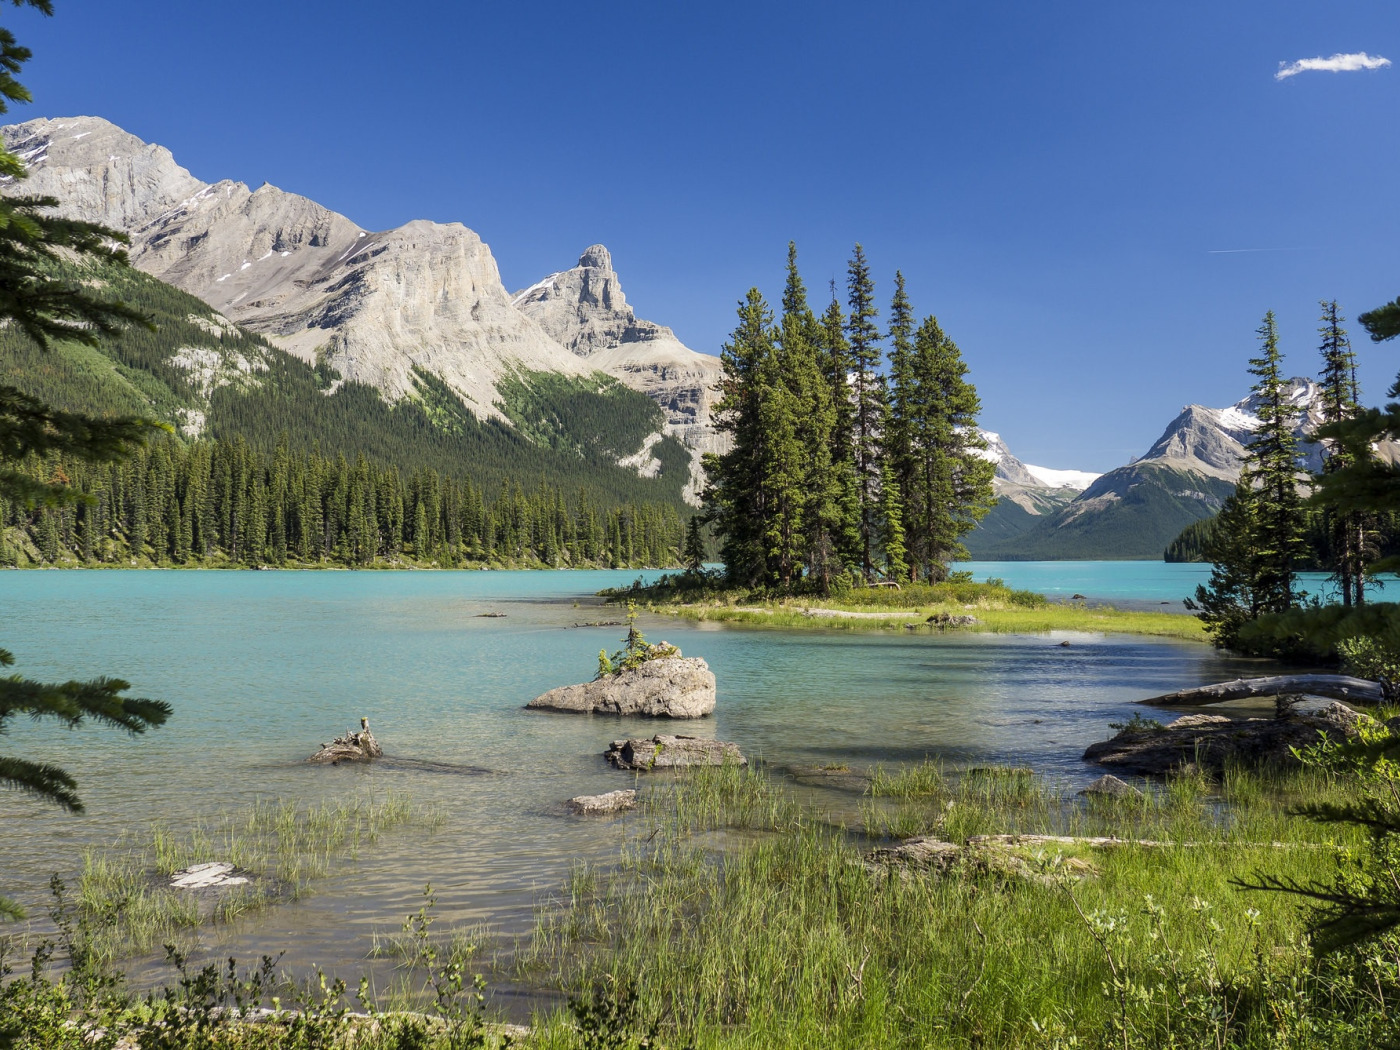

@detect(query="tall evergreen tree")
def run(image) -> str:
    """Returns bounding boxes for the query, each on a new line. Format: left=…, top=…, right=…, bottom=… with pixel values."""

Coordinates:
left=884, top=272, right=916, bottom=580
left=845, top=245, right=884, bottom=580
left=703, top=289, right=775, bottom=588
left=1190, top=312, right=1307, bottom=645
left=1313, top=300, right=1372, bottom=606
left=816, top=283, right=861, bottom=575
left=905, top=316, right=996, bottom=577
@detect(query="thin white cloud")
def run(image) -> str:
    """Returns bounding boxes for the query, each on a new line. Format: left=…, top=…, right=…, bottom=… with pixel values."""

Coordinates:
left=1275, top=51, right=1391, bottom=80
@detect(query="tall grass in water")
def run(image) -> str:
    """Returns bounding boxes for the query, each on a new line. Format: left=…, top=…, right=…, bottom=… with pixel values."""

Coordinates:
left=525, top=761, right=1395, bottom=1049
left=78, top=791, right=440, bottom=963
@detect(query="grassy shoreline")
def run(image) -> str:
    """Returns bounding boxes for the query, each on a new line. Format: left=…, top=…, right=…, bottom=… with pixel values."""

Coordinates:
left=613, top=575, right=1209, bottom=642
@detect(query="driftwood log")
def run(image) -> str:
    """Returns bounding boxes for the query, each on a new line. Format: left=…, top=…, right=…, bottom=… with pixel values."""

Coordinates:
left=308, top=718, right=383, bottom=764
left=1137, top=674, right=1384, bottom=708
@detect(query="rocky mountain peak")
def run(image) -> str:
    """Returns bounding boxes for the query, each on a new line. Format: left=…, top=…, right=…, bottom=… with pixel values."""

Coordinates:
left=579, top=244, right=613, bottom=270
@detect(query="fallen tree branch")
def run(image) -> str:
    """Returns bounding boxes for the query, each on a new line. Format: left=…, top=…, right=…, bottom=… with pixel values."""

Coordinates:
left=966, top=833, right=1339, bottom=850
left=1136, top=674, right=1383, bottom=708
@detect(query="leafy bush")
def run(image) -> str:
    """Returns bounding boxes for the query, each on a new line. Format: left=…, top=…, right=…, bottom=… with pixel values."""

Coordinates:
left=594, top=602, right=679, bottom=679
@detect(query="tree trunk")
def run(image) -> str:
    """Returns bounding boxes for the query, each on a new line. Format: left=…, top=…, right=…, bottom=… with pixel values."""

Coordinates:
left=1137, top=674, right=1383, bottom=708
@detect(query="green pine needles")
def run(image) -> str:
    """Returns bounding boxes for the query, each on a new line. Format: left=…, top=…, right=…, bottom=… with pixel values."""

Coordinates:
left=702, top=243, right=994, bottom=595
left=595, top=602, right=678, bottom=678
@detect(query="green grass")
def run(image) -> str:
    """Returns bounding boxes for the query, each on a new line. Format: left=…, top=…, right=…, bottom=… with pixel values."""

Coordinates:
left=75, top=792, right=442, bottom=963
left=650, top=598, right=1208, bottom=641
left=518, top=760, right=1394, bottom=1049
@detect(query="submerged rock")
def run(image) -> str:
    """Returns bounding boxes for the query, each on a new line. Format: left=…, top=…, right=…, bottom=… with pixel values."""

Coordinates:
left=1083, top=703, right=1376, bottom=776
left=170, top=862, right=248, bottom=889
left=605, top=734, right=747, bottom=771
left=566, top=789, right=638, bottom=815
left=527, top=656, right=716, bottom=718
left=1079, top=774, right=1144, bottom=800
left=308, top=718, right=384, bottom=764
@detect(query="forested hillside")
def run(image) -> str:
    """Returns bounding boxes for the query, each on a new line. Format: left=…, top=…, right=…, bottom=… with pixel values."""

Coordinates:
left=1, top=259, right=694, bottom=567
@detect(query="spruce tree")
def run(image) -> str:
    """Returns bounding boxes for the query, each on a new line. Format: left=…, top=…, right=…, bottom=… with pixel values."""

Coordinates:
left=816, top=284, right=861, bottom=576
left=1244, top=311, right=1308, bottom=612
left=703, top=289, right=775, bottom=588
left=846, top=245, right=885, bottom=580
left=1190, top=312, right=1307, bottom=645
left=1313, top=301, right=1372, bottom=606
left=777, top=244, right=843, bottom=593
left=884, top=272, right=916, bottom=581
left=905, top=316, right=996, bottom=578
left=878, top=459, right=908, bottom=580
left=682, top=516, right=706, bottom=574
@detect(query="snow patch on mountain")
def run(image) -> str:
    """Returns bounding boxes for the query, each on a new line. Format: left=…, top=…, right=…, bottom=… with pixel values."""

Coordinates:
left=1024, top=465, right=1102, bottom=490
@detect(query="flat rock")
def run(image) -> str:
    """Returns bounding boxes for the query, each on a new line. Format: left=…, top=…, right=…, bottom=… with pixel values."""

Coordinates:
left=1079, top=774, right=1143, bottom=800
left=527, top=656, right=715, bottom=718
left=605, top=734, right=747, bottom=771
left=1083, top=702, right=1376, bottom=776
left=565, top=789, right=638, bottom=815
left=863, top=837, right=1094, bottom=885
left=170, top=862, right=249, bottom=889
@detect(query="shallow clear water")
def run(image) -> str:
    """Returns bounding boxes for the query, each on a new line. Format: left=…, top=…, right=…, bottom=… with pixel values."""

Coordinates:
left=0, top=565, right=1280, bottom=990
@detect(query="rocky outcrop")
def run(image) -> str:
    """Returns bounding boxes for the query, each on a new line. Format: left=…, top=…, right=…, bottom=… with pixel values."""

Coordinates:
left=527, top=656, right=716, bottom=718
left=1083, top=703, right=1375, bottom=776
left=0, top=118, right=613, bottom=423
left=512, top=245, right=723, bottom=498
left=1, top=119, right=722, bottom=502
left=566, top=789, right=638, bottom=815
left=604, top=734, right=747, bottom=771
left=308, top=718, right=383, bottom=764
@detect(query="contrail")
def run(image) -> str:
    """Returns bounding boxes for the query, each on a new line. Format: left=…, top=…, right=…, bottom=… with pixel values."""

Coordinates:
left=1206, top=247, right=1311, bottom=254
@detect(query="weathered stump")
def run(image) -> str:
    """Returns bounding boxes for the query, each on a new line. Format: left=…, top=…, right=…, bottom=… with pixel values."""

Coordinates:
left=308, top=717, right=383, bottom=764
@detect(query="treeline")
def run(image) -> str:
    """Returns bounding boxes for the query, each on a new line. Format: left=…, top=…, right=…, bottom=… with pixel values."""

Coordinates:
left=0, top=435, right=685, bottom=569
left=1166, top=505, right=1400, bottom=569
left=703, top=244, right=994, bottom=593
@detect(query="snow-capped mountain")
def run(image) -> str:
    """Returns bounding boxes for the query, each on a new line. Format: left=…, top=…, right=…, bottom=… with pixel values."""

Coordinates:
left=976, top=429, right=1100, bottom=492
left=967, top=378, right=1345, bottom=560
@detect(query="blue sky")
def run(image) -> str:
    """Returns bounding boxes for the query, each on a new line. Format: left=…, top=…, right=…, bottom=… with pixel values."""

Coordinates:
left=12, top=1, right=1400, bottom=471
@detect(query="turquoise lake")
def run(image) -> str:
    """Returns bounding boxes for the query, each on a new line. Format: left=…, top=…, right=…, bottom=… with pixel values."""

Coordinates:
left=0, top=563, right=1290, bottom=990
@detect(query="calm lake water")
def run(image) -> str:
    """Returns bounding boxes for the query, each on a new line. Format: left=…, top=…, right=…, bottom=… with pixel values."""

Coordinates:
left=0, top=564, right=1284, bottom=993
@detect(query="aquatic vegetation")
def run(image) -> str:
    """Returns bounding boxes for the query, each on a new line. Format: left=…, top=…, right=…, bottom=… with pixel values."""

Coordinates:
left=76, top=792, right=442, bottom=963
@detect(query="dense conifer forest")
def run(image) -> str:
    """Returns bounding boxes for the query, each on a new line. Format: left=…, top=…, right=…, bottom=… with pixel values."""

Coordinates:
left=0, top=435, right=685, bottom=568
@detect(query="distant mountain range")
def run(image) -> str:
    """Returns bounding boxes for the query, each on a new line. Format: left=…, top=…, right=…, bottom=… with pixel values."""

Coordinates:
left=967, top=379, right=1337, bottom=560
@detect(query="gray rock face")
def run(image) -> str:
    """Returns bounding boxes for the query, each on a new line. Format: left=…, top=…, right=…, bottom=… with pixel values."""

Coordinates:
left=512, top=245, right=723, bottom=498
left=1083, top=703, right=1375, bottom=776
left=526, top=656, right=716, bottom=718
left=566, top=789, right=638, bottom=815
left=1, top=118, right=727, bottom=501
left=605, top=734, right=747, bottom=771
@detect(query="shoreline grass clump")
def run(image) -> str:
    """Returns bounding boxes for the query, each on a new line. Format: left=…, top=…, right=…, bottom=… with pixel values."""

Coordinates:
left=520, top=757, right=1396, bottom=1049
left=607, top=574, right=1208, bottom=642
left=76, top=792, right=443, bottom=963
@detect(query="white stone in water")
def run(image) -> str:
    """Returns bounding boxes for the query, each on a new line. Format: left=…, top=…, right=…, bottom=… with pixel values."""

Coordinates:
left=170, top=862, right=249, bottom=889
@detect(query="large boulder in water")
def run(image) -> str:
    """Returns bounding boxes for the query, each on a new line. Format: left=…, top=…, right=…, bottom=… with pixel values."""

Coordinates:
left=527, top=656, right=715, bottom=718
left=605, top=734, right=746, bottom=771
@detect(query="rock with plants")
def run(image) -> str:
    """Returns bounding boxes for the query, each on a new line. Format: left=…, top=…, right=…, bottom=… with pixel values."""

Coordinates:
left=604, top=734, right=747, bottom=770
left=527, top=603, right=716, bottom=718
